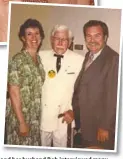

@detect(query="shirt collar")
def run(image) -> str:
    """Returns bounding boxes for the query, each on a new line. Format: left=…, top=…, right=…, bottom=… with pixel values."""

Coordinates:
left=91, top=48, right=103, bottom=61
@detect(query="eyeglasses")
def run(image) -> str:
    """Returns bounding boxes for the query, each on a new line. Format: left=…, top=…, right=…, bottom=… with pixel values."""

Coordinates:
left=53, top=36, right=69, bottom=43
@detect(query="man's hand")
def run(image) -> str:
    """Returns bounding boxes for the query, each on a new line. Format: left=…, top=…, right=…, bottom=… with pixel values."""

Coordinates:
left=97, top=128, right=109, bottom=142
left=62, top=110, right=74, bottom=124
left=19, top=122, right=29, bottom=136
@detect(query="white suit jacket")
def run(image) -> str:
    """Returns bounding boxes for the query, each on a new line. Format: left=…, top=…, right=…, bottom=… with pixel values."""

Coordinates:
left=39, top=49, right=84, bottom=132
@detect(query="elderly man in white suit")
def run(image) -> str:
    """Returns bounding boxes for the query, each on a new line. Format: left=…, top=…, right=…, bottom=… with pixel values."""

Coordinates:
left=39, top=25, right=84, bottom=147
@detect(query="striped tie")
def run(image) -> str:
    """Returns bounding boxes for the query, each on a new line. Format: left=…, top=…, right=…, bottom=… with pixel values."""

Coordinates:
left=84, top=53, right=94, bottom=71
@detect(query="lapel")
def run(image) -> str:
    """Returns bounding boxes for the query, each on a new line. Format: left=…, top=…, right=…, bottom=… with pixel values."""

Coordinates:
left=74, top=45, right=108, bottom=90
left=45, top=50, right=58, bottom=74
left=74, top=52, right=89, bottom=90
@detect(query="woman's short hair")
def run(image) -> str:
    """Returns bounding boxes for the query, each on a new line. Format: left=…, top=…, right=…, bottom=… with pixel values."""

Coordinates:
left=18, top=18, right=45, bottom=40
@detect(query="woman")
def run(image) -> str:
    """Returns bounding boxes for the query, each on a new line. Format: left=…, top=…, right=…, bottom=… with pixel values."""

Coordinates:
left=5, top=18, right=45, bottom=146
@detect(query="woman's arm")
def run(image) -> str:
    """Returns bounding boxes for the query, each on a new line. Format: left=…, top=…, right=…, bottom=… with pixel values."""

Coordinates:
left=8, top=85, right=24, bottom=124
left=8, top=84, right=29, bottom=136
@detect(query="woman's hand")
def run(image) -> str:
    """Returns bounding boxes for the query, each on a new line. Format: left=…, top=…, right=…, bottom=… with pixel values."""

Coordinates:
left=19, top=122, right=29, bottom=136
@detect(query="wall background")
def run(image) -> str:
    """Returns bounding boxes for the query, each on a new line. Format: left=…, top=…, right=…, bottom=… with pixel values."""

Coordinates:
left=0, top=0, right=123, bottom=158
left=9, top=3, right=121, bottom=58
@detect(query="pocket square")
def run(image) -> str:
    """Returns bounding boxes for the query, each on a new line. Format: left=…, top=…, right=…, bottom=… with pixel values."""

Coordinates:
left=67, top=72, right=75, bottom=74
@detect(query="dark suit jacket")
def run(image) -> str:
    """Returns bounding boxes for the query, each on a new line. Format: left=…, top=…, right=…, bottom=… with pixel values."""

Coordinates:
left=72, top=45, right=119, bottom=147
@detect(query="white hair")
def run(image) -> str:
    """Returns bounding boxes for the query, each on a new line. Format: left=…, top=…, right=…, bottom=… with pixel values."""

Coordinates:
left=50, top=24, right=73, bottom=40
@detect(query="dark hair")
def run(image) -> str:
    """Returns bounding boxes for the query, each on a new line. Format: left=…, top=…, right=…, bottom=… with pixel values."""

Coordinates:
left=18, top=18, right=45, bottom=40
left=83, top=20, right=109, bottom=38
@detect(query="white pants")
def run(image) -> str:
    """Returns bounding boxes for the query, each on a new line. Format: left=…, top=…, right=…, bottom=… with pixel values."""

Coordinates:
left=40, top=129, right=67, bottom=147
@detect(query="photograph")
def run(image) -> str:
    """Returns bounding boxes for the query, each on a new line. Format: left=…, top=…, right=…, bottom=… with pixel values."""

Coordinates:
left=0, top=0, right=95, bottom=44
left=4, top=1, right=122, bottom=153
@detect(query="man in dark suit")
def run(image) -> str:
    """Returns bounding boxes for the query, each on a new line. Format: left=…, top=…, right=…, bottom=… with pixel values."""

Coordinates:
left=72, top=20, right=119, bottom=149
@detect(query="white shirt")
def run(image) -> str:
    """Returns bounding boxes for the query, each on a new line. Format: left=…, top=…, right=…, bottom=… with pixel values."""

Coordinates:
left=92, top=49, right=103, bottom=61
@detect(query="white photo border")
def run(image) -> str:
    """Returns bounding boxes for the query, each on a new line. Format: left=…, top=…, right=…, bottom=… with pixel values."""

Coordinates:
left=3, top=1, right=123, bottom=154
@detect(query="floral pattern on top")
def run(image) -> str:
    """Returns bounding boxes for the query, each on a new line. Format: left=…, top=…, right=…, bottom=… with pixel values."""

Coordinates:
left=5, top=50, right=45, bottom=146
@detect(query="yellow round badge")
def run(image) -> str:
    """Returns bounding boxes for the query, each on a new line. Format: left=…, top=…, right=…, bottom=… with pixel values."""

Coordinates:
left=48, top=70, right=56, bottom=78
